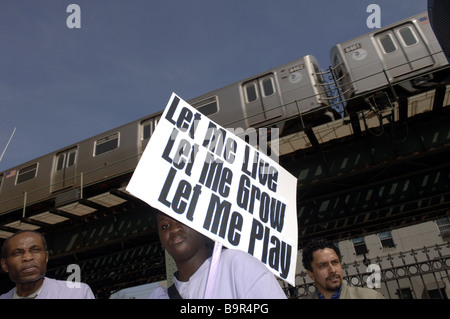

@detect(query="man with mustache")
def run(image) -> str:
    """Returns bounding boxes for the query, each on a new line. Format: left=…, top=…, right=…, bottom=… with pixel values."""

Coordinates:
left=0, top=230, right=94, bottom=299
left=149, top=212, right=287, bottom=299
left=302, top=238, right=384, bottom=299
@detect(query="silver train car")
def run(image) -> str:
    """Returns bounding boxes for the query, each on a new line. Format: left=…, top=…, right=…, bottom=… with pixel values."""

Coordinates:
left=0, top=118, right=154, bottom=216
left=331, top=12, right=448, bottom=105
left=0, top=55, right=333, bottom=217
left=189, top=55, right=335, bottom=132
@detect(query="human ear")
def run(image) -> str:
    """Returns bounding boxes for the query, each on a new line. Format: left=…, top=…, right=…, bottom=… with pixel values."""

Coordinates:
left=306, top=269, right=315, bottom=281
left=1, top=258, right=9, bottom=273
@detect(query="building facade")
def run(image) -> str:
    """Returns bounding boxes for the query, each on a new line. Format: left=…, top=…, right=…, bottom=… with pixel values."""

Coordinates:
left=289, top=217, right=450, bottom=299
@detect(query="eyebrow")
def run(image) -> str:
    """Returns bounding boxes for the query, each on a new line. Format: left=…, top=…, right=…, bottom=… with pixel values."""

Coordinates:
left=316, top=258, right=339, bottom=266
left=11, top=244, right=43, bottom=252
left=157, top=216, right=169, bottom=223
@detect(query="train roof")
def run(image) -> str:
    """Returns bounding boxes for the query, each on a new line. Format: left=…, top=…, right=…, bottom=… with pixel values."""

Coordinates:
left=189, top=55, right=319, bottom=99
left=0, top=107, right=164, bottom=174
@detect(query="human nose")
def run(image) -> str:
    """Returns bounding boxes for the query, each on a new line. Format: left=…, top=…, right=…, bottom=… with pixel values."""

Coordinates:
left=22, top=250, right=34, bottom=261
left=169, top=219, right=183, bottom=234
left=328, top=263, right=337, bottom=274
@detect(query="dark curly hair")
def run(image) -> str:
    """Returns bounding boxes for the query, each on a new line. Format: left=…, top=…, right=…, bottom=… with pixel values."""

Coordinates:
left=301, top=238, right=342, bottom=272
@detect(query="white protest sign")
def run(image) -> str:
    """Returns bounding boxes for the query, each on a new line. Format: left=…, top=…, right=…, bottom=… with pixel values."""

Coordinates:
left=126, top=93, right=298, bottom=285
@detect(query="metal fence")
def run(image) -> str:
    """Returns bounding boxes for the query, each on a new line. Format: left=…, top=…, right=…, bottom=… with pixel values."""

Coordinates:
left=284, top=242, right=450, bottom=299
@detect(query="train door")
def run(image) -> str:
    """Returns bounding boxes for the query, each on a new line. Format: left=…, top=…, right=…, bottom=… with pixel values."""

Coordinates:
left=375, top=23, right=434, bottom=79
left=52, top=146, right=77, bottom=192
left=242, top=74, right=283, bottom=127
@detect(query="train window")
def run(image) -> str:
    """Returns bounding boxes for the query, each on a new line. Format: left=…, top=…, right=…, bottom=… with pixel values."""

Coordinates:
left=245, top=83, right=258, bottom=102
left=312, top=62, right=325, bottom=85
left=379, top=34, right=397, bottom=54
left=56, top=148, right=77, bottom=171
left=398, top=27, right=418, bottom=46
left=16, top=163, right=38, bottom=184
left=141, top=119, right=153, bottom=140
left=94, top=133, right=119, bottom=156
left=261, top=78, right=275, bottom=97
left=67, top=149, right=77, bottom=167
left=191, top=96, right=218, bottom=116
left=56, top=153, right=66, bottom=171
left=333, top=55, right=345, bottom=79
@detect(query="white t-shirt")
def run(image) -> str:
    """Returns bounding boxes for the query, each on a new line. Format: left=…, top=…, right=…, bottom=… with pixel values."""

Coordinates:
left=0, top=277, right=95, bottom=299
left=149, top=249, right=287, bottom=299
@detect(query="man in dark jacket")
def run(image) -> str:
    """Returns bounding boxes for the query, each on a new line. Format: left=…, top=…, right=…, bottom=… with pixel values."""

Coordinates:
left=302, top=238, right=384, bottom=299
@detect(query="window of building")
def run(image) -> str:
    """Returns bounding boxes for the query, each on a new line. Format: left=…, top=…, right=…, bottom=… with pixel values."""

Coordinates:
left=352, top=237, right=369, bottom=255
left=16, top=163, right=38, bottom=184
left=378, top=231, right=396, bottom=248
left=427, top=287, right=447, bottom=299
left=436, top=217, right=450, bottom=238
left=94, top=133, right=119, bottom=156
left=397, top=287, right=414, bottom=299
left=191, top=96, right=219, bottom=116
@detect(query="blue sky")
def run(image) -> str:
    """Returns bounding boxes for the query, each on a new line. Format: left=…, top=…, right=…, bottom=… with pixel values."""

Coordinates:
left=0, top=0, right=428, bottom=171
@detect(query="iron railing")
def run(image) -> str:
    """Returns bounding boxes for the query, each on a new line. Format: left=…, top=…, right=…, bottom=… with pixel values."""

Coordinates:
left=284, top=242, right=450, bottom=299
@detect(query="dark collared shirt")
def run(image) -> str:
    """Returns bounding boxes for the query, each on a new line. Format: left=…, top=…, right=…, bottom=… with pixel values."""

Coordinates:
left=317, top=284, right=343, bottom=299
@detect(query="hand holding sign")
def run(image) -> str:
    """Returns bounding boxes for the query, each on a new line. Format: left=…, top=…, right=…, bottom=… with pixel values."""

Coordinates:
left=126, top=93, right=298, bottom=286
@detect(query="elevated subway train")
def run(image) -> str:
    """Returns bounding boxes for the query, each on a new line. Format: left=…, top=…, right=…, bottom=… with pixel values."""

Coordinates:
left=188, top=54, right=336, bottom=133
left=331, top=12, right=449, bottom=110
left=0, top=11, right=448, bottom=219
left=0, top=54, right=332, bottom=217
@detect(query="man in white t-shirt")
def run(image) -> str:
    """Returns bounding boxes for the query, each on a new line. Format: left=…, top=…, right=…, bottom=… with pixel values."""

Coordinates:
left=149, top=212, right=286, bottom=299
left=0, top=230, right=94, bottom=299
